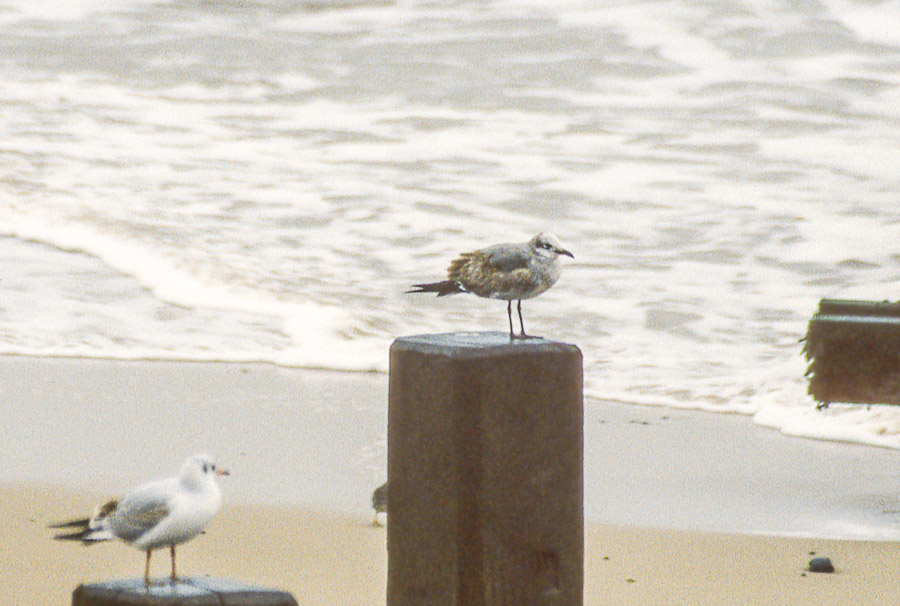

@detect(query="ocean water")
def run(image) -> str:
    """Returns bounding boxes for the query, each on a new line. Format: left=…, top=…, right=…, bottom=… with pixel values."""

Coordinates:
left=1, top=0, right=900, bottom=449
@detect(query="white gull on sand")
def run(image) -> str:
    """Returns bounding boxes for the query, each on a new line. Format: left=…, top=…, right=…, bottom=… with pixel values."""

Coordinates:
left=51, top=454, right=229, bottom=585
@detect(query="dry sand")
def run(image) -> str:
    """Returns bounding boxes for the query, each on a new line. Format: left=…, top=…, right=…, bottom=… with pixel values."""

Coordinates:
left=5, top=483, right=898, bottom=606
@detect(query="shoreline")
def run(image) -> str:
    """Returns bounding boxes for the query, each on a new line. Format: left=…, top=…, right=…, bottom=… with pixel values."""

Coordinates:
left=2, top=348, right=898, bottom=450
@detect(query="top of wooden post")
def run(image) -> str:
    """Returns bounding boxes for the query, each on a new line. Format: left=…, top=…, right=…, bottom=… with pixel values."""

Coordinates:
left=391, top=331, right=581, bottom=358
left=816, top=299, right=900, bottom=319
left=71, top=577, right=298, bottom=606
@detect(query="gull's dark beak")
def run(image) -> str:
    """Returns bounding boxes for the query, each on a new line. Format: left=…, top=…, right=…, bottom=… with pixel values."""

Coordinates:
left=557, top=248, right=574, bottom=259
left=216, top=467, right=230, bottom=477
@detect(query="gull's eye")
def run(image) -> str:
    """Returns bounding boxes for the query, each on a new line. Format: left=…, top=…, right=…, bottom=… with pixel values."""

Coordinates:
left=202, top=463, right=210, bottom=473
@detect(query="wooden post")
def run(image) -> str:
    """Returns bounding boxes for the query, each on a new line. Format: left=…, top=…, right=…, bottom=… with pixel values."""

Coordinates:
left=805, top=298, right=900, bottom=406
left=387, top=332, right=583, bottom=606
left=71, top=577, right=298, bottom=606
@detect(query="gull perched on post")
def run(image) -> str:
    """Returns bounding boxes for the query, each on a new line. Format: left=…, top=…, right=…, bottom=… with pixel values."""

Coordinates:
left=407, top=233, right=574, bottom=339
left=50, top=454, right=229, bottom=586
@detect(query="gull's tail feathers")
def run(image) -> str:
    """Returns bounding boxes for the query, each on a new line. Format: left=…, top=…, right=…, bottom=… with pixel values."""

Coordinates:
left=406, top=280, right=464, bottom=297
left=49, top=499, right=118, bottom=544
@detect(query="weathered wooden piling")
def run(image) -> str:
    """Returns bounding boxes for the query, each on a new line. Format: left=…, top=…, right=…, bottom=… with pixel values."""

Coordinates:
left=805, top=299, right=900, bottom=406
left=387, top=332, right=583, bottom=606
left=71, top=578, right=298, bottom=606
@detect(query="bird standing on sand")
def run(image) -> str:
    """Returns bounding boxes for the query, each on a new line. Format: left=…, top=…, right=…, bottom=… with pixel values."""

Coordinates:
left=407, top=233, right=574, bottom=339
left=50, top=454, right=229, bottom=586
left=371, top=482, right=387, bottom=527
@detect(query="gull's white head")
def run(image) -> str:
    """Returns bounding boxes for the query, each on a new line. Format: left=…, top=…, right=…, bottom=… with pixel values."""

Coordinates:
left=180, top=454, right=229, bottom=490
left=531, top=233, right=574, bottom=260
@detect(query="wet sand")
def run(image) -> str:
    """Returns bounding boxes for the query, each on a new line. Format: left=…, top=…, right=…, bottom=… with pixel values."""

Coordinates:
left=1, top=355, right=897, bottom=536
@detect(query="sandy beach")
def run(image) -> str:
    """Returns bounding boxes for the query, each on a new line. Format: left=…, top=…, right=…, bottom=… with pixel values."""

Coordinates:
left=1, top=355, right=898, bottom=605
left=5, top=484, right=899, bottom=605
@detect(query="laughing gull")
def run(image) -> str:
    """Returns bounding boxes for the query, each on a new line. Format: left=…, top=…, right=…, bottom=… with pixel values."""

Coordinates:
left=50, top=454, right=229, bottom=585
left=408, top=233, right=574, bottom=339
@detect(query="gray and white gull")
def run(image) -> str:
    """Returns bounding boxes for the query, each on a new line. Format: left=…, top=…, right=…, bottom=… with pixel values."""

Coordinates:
left=408, top=233, right=574, bottom=339
left=50, top=454, right=229, bottom=585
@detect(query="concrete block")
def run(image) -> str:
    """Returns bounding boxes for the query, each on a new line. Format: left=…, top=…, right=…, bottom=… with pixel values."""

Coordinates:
left=387, top=332, right=583, bottom=606
left=71, top=577, right=298, bottom=606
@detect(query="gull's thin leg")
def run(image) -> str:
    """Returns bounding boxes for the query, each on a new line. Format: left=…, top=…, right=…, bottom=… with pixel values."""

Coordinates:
left=144, top=550, right=151, bottom=586
left=507, top=300, right=515, bottom=339
left=517, top=300, right=527, bottom=338
left=170, top=545, right=177, bottom=583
